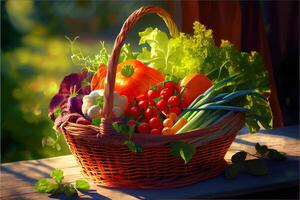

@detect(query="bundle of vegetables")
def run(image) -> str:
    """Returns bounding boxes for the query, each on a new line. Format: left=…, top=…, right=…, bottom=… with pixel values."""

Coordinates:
left=49, top=21, right=272, bottom=136
left=174, top=75, right=271, bottom=134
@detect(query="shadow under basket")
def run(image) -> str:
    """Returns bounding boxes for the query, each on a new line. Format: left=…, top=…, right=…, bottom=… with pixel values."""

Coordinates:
left=57, top=6, right=246, bottom=189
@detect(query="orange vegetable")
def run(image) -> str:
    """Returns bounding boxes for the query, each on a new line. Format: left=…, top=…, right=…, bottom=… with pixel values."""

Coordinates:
left=91, top=64, right=107, bottom=90
left=179, top=73, right=213, bottom=105
left=168, top=112, right=177, bottom=122
left=163, top=118, right=174, bottom=128
left=91, top=59, right=165, bottom=101
left=171, top=117, right=188, bottom=134
left=162, top=127, right=172, bottom=135
left=162, top=118, right=188, bottom=135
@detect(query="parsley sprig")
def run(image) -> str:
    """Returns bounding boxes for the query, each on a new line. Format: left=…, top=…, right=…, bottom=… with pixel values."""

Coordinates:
left=35, top=169, right=90, bottom=198
left=225, top=143, right=286, bottom=179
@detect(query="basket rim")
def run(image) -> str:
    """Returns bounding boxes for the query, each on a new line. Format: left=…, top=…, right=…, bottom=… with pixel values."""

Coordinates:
left=59, top=112, right=245, bottom=147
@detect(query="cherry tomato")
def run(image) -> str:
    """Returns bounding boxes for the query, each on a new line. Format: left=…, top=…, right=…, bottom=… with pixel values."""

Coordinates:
left=168, top=96, right=181, bottom=106
left=156, top=99, right=167, bottom=110
left=160, top=88, right=174, bottom=100
left=148, top=100, right=155, bottom=107
left=149, top=117, right=163, bottom=129
left=170, top=106, right=181, bottom=115
left=136, top=94, right=147, bottom=102
left=129, top=106, right=141, bottom=117
left=147, top=89, right=159, bottom=99
left=163, top=118, right=174, bottom=128
left=141, top=117, right=149, bottom=123
left=157, top=84, right=163, bottom=92
left=145, top=108, right=158, bottom=119
left=127, top=120, right=137, bottom=126
left=165, top=81, right=177, bottom=90
left=137, top=122, right=150, bottom=133
left=161, top=108, right=170, bottom=116
left=138, top=100, right=149, bottom=110
left=150, top=128, right=161, bottom=134
left=168, top=112, right=178, bottom=122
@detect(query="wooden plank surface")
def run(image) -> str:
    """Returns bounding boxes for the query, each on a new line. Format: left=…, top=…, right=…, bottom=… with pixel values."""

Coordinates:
left=1, top=126, right=299, bottom=200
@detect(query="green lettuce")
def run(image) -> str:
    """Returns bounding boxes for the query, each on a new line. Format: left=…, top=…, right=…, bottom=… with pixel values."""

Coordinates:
left=137, top=21, right=272, bottom=131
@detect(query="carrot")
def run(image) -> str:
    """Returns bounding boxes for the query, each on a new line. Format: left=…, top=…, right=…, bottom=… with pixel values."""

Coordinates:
left=163, top=118, right=174, bottom=128
left=166, top=118, right=188, bottom=134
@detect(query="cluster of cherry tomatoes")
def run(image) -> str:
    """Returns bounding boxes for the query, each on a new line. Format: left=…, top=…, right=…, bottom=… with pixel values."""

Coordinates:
left=127, top=81, right=188, bottom=134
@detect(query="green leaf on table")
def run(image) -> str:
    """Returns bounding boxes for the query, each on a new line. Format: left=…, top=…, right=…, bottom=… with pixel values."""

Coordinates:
left=244, top=159, right=268, bottom=176
left=170, top=141, right=196, bottom=164
left=92, top=118, right=101, bottom=126
left=50, top=169, right=64, bottom=184
left=267, top=149, right=286, bottom=160
left=255, top=143, right=268, bottom=156
left=231, top=151, right=247, bottom=163
left=63, top=183, right=76, bottom=197
left=224, top=164, right=240, bottom=179
left=124, top=140, right=143, bottom=153
left=35, top=179, right=58, bottom=193
left=75, top=179, right=90, bottom=191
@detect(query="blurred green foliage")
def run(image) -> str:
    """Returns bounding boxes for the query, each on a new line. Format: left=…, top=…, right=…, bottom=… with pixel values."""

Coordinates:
left=1, top=0, right=173, bottom=162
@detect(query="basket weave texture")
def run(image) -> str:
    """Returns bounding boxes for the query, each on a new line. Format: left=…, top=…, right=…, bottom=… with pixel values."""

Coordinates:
left=58, top=6, right=246, bottom=189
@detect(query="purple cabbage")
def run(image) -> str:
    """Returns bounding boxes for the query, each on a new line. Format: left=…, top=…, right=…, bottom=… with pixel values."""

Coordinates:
left=48, top=71, right=91, bottom=121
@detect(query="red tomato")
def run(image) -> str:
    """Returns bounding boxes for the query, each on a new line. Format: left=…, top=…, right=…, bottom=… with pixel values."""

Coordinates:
left=170, top=106, right=181, bottom=115
left=138, top=100, right=149, bottom=110
left=148, top=100, right=155, bottom=107
left=165, top=81, right=177, bottom=90
left=145, top=108, right=158, bottom=119
left=127, top=120, right=136, bottom=126
left=129, top=106, right=141, bottom=117
left=149, top=117, right=163, bottom=129
left=141, top=117, right=149, bottom=123
left=150, top=129, right=161, bottom=134
left=157, top=84, right=163, bottom=92
left=168, top=96, right=180, bottom=106
left=147, top=89, right=159, bottom=99
left=161, top=108, right=170, bottom=116
left=137, top=122, right=150, bottom=133
left=136, top=94, right=147, bottom=102
left=156, top=99, right=167, bottom=110
left=160, top=88, right=173, bottom=100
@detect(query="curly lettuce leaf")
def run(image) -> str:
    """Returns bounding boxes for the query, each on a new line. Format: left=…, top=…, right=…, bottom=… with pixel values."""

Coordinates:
left=138, top=23, right=214, bottom=81
left=137, top=22, right=272, bottom=131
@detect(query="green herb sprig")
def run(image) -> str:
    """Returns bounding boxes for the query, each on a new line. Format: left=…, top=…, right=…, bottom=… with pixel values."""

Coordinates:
left=225, top=143, right=286, bottom=179
left=35, top=169, right=90, bottom=198
left=112, top=122, right=143, bottom=153
left=170, top=140, right=196, bottom=164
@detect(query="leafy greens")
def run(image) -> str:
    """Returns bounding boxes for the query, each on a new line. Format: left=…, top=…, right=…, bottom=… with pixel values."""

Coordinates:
left=67, top=21, right=273, bottom=132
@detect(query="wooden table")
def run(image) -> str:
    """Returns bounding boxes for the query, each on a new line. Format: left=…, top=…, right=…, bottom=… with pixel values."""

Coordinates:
left=1, top=126, right=299, bottom=199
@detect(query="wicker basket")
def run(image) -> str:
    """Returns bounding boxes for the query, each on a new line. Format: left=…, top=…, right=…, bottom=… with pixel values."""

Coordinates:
left=58, top=6, right=245, bottom=189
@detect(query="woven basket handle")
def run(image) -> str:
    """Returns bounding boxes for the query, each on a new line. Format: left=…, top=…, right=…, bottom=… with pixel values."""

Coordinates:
left=102, top=6, right=179, bottom=119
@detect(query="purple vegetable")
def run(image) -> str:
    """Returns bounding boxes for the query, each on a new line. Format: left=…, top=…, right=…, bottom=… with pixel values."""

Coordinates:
left=48, top=71, right=91, bottom=121
left=66, top=96, right=83, bottom=114
left=76, top=117, right=91, bottom=125
left=58, top=71, right=91, bottom=96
